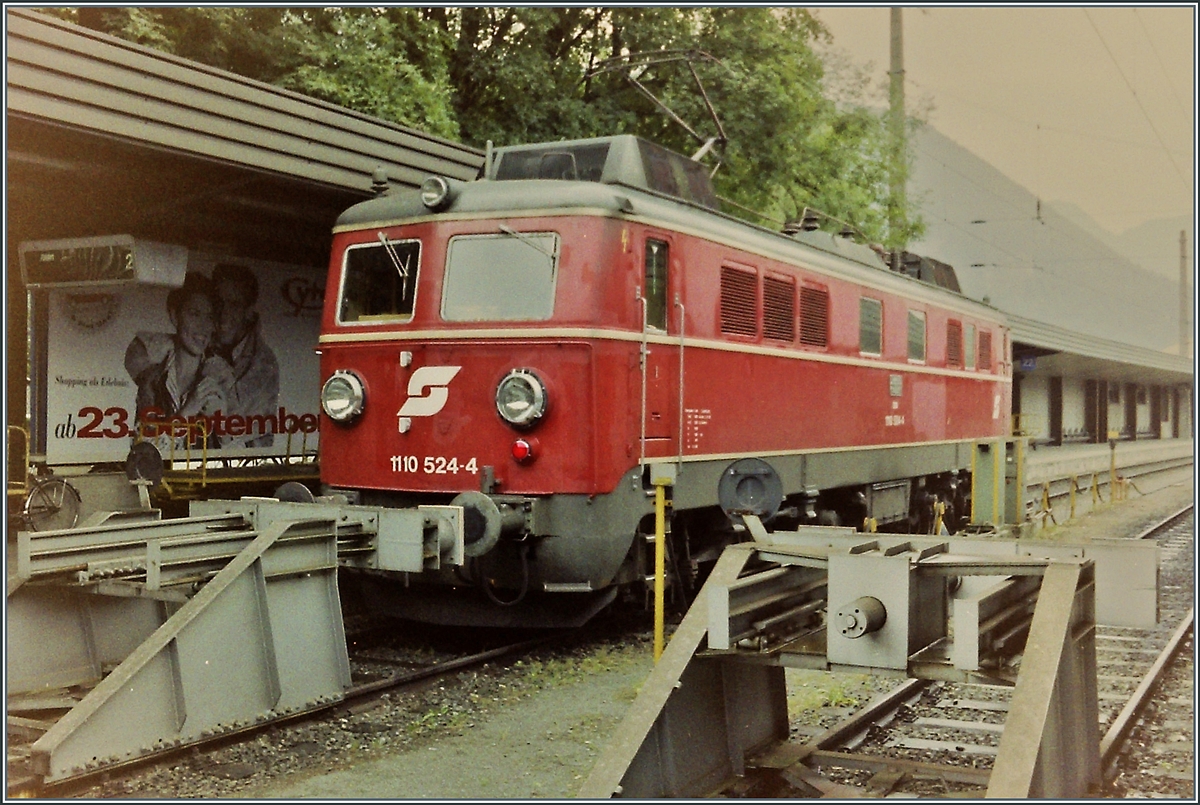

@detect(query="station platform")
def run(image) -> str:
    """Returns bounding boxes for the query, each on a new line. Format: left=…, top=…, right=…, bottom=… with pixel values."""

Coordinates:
left=1023, top=437, right=1193, bottom=486
left=1018, top=437, right=1192, bottom=530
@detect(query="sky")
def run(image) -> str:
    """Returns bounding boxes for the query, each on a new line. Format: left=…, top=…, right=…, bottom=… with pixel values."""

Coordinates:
left=810, top=5, right=1196, bottom=236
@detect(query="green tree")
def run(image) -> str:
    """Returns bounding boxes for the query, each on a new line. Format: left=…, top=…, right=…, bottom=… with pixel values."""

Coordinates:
left=277, top=8, right=459, bottom=139
left=60, top=6, right=922, bottom=246
left=67, top=7, right=305, bottom=82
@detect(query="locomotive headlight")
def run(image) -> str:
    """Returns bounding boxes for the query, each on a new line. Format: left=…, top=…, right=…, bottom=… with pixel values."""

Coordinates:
left=321, top=370, right=366, bottom=423
left=420, top=176, right=455, bottom=211
left=496, top=369, right=547, bottom=427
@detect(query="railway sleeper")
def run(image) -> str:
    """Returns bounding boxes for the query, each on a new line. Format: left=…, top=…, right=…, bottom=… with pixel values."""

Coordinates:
left=578, top=515, right=1167, bottom=799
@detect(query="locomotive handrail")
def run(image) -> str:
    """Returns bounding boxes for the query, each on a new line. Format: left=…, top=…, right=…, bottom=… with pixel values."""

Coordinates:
left=676, top=293, right=685, bottom=468
left=638, top=286, right=648, bottom=467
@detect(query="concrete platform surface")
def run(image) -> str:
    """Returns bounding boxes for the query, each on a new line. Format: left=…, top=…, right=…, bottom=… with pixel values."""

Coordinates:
left=1024, top=437, right=1192, bottom=484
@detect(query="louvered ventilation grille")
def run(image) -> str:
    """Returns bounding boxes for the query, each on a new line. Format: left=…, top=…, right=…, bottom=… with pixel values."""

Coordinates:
left=860, top=298, right=882, bottom=354
left=978, top=331, right=993, bottom=371
left=800, top=286, right=829, bottom=347
left=947, top=322, right=963, bottom=367
left=763, top=276, right=795, bottom=341
left=720, top=267, right=758, bottom=336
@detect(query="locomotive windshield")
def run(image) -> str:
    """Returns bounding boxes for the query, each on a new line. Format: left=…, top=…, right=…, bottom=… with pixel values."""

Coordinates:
left=441, top=232, right=559, bottom=321
left=339, top=239, right=420, bottom=324
left=638, top=140, right=719, bottom=209
left=494, top=143, right=610, bottom=182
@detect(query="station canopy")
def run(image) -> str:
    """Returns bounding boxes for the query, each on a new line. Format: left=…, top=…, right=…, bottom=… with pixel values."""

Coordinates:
left=5, top=7, right=484, bottom=269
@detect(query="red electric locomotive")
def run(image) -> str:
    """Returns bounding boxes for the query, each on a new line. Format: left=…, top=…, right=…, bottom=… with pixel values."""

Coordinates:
left=316, top=135, right=1011, bottom=625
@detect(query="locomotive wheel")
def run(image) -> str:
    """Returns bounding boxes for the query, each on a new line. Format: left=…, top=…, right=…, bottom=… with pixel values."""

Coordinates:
left=668, top=528, right=696, bottom=609
left=667, top=515, right=740, bottom=610
left=816, top=509, right=841, bottom=526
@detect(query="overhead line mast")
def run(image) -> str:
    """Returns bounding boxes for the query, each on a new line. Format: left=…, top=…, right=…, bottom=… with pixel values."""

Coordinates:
left=1181, top=230, right=1191, bottom=360
left=889, top=7, right=908, bottom=268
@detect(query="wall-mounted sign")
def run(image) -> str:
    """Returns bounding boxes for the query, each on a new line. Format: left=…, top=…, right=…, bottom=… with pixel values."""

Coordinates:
left=21, top=235, right=188, bottom=288
left=42, top=250, right=325, bottom=465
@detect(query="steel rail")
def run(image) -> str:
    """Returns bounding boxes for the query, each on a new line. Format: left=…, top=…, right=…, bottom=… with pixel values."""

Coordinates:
left=1033, top=460, right=1192, bottom=507
left=759, top=503, right=1194, bottom=796
left=747, top=677, right=1019, bottom=797
left=11, top=633, right=562, bottom=799
left=1098, top=607, right=1194, bottom=774
left=1096, top=504, right=1194, bottom=780
left=747, top=679, right=929, bottom=780
left=806, top=678, right=930, bottom=752
left=343, top=633, right=561, bottom=702
left=1131, top=502, right=1194, bottom=540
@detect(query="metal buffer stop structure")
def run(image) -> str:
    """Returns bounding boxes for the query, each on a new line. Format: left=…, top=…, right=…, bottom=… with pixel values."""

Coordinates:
left=6, top=497, right=463, bottom=786
left=581, top=467, right=1158, bottom=799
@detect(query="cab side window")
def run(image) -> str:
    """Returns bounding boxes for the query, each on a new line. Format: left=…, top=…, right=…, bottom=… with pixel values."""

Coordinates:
left=645, top=239, right=669, bottom=331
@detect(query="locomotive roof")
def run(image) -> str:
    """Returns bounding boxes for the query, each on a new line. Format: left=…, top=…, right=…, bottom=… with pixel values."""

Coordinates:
left=335, top=138, right=1002, bottom=322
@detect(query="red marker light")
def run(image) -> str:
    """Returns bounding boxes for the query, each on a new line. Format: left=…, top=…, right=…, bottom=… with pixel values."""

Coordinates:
left=511, top=438, right=535, bottom=463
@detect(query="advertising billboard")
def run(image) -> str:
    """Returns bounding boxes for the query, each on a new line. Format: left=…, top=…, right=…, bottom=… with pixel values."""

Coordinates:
left=42, top=252, right=325, bottom=465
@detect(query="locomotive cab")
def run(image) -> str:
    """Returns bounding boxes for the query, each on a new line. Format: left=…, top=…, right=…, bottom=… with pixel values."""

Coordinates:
left=318, top=136, right=702, bottom=623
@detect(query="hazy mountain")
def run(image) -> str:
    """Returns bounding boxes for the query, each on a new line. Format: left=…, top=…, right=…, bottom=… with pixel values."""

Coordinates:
left=1115, top=216, right=1195, bottom=285
left=908, top=126, right=1185, bottom=353
left=1046, top=201, right=1193, bottom=285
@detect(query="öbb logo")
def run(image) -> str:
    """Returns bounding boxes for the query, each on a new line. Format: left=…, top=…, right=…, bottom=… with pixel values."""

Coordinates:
left=398, top=366, right=462, bottom=418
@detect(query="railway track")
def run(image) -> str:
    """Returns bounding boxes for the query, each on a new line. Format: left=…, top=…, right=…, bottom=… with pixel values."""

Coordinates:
left=1028, top=458, right=1192, bottom=525
left=742, top=506, right=1195, bottom=798
left=6, top=622, right=568, bottom=798
left=7, top=504, right=1191, bottom=797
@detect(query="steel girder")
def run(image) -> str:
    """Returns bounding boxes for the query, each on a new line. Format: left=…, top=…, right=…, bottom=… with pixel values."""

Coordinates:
left=10, top=517, right=351, bottom=783
left=580, top=519, right=1105, bottom=799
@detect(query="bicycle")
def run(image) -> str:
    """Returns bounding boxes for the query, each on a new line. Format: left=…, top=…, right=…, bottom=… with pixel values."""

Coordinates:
left=17, top=474, right=82, bottom=532
left=7, top=426, right=82, bottom=532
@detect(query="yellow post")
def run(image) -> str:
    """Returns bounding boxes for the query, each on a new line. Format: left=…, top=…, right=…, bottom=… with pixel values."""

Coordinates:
left=648, top=463, right=677, bottom=663
left=993, top=442, right=1003, bottom=525
left=932, top=501, right=945, bottom=534
left=653, top=480, right=667, bottom=662
left=969, top=445, right=977, bottom=523
left=1108, top=437, right=1117, bottom=503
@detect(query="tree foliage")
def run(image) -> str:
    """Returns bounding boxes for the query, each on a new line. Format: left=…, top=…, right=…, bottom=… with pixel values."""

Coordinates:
left=56, top=6, right=923, bottom=246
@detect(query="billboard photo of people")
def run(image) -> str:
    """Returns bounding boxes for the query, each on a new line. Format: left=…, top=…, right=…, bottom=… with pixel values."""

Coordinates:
left=43, top=253, right=322, bottom=465
left=211, top=263, right=281, bottom=448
